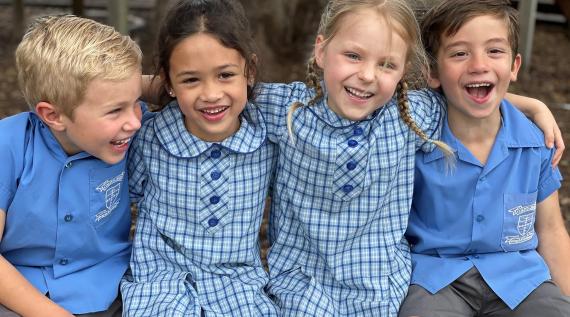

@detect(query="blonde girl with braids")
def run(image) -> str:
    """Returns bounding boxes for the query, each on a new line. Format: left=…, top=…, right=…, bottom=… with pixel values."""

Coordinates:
left=251, top=0, right=563, bottom=315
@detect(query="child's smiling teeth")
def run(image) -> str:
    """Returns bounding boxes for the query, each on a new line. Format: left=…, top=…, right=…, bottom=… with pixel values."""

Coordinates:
left=465, top=82, right=493, bottom=98
left=346, top=87, right=373, bottom=99
left=465, top=83, right=491, bottom=88
left=111, top=138, right=130, bottom=146
left=201, top=106, right=228, bottom=115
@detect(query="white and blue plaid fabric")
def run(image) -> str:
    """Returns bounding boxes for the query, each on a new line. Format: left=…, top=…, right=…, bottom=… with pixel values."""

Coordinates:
left=255, top=82, right=445, bottom=316
left=121, top=101, right=278, bottom=316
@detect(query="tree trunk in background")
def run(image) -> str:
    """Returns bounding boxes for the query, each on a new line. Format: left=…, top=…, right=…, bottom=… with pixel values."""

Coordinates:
left=242, top=0, right=327, bottom=82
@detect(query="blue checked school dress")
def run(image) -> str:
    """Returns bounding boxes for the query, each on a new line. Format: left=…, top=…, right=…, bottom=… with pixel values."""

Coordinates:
left=255, top=82, right=445, bottom=316
left=121, top=101, right=278, bottom=316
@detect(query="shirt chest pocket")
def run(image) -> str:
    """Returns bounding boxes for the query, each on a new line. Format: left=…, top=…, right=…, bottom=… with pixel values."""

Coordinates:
left=89, top=164, right=129, bottom=228
left=501, top=191, right=539, bottom=252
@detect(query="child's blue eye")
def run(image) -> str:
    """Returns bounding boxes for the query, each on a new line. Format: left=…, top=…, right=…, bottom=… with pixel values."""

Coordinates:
left=344, top=53, right=360, bottom=60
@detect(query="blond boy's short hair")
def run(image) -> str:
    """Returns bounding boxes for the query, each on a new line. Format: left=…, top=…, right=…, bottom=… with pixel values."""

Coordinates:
left=15, top=15, right=142, bottom=118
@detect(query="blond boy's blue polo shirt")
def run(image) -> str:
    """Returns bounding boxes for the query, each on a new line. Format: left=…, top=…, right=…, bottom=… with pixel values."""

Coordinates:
left=0, top=112, right=131, bottom=314
left=407, top=100, right=562, bottom=309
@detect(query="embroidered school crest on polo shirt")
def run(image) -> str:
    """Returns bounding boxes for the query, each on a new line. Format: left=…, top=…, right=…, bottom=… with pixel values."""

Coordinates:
left=95, top=172, right=124, bottom=222
left=504, top=202, right=536, bottom=245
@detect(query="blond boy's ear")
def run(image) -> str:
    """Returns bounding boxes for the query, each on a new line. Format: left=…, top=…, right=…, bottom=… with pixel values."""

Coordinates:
left=35, top=102, right=66, bottom=132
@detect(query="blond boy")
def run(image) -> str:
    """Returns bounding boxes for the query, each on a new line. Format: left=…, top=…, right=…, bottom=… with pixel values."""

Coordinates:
left=0, top=15, right=142, bottom=316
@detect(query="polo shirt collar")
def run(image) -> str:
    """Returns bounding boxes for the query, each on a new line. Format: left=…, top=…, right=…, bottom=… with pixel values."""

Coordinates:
left=424, top=99, right=544, bottom=165
left=154, top=101, right=266, bottom=158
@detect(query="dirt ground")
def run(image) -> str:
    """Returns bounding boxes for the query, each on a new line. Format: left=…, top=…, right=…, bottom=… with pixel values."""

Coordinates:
left=0, top=5, right=569, bottom=231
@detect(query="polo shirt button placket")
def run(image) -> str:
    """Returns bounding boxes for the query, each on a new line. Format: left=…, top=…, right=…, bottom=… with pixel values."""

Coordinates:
left=64, top=162, right=73, bottom=169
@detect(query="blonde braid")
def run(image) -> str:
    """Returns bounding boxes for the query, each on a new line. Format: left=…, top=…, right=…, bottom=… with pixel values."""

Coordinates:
left=287, top=56, right=324, bottom=143
left=396, top=81, right=455, bottom=161
left=306, top=56, right=323, bottom=106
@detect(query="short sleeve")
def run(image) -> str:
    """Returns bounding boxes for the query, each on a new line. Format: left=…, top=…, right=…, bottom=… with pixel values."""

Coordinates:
left=537, top=146, right=562, bottom=202
left=0, top=114, right=29, bottom=211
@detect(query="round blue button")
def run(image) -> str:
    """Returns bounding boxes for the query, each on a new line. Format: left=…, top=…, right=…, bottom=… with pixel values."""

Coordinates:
left=64, top=214, right=73, bottom=222
left=346, top=161, right=357, bottom=170
left=353, top=127, right=363, bottom=136
left=476, top=215, right=485, bottom=222
left=348, top=140, right=358, bottom=147
left=64, top=162, right=73, bottom=168
left=211, top=171, right=222, bottom=180
left=208, top=218, right=219, bottom=227
left=60, top=258, right=69, bottom=265
left=210, top=150, right=221, bottom=159
left=210, top=196, right=220, bottom=204
left=342, top=184, right=354, bottom=193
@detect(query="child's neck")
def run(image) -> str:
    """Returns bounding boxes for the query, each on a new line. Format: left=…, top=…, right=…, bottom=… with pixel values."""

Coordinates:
left=447, top=107, right=501, bottom=165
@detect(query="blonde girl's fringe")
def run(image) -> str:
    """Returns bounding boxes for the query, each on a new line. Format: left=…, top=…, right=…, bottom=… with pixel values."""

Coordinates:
left=396, top=81, right=456, bottom=171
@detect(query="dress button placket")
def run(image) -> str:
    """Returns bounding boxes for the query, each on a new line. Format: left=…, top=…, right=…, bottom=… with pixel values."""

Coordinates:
left=334, top=126, right=368, bottom=200
left=200, top=146, right=229, bottom=231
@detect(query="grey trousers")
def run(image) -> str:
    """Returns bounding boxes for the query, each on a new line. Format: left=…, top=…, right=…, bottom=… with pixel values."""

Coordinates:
left=0, top=294, right=122, bottom=317
left=398, top=267, right=570, bottom=317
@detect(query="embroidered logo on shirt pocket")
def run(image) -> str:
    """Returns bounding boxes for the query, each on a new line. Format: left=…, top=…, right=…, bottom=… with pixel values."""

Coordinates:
left=90, top=164, right=127, bottom=228
left=501, top=192, right=538, bottom=252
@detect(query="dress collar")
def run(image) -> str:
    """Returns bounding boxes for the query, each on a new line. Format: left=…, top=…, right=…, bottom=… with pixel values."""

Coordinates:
left=154, top=100, right=267, bottom=158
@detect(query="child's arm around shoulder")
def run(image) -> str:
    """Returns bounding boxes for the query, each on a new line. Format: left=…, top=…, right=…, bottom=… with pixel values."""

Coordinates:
left=505, top=93, right=565, bottom=166
left=0, top=210, right=74, bottom=317
left=254, top=82, right=312, bottom=142
left=535, top=192, right=570, bottom=296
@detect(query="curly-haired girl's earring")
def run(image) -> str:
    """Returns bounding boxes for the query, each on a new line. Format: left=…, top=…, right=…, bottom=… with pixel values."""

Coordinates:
left=168, top=89, right=175, bottom=97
